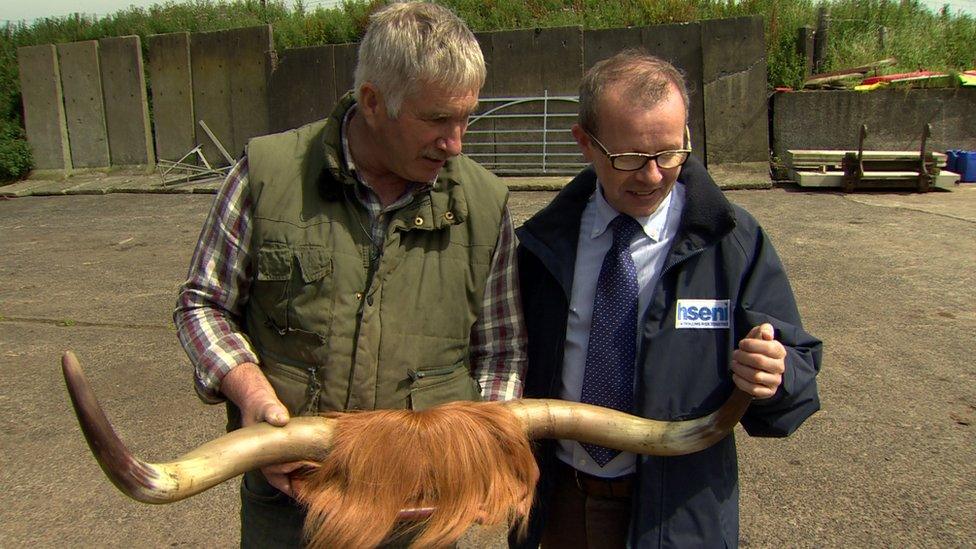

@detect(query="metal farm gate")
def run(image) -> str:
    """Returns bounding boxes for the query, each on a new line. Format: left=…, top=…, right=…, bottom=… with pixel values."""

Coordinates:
left=465, top=92, right=586, bottom=176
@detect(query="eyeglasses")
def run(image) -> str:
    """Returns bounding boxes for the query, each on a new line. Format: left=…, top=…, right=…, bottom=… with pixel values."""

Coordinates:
left=584, top=128, right=691, bottom=171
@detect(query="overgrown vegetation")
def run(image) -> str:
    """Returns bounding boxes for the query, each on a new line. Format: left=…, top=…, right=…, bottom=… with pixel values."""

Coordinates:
left=1, top=0, right=973, bottom=180
left=0, top=118, right=32, bottom=180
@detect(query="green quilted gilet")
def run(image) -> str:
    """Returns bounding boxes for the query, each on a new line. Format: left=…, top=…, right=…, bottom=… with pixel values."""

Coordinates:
left=233, top=94, right=509, bottom=424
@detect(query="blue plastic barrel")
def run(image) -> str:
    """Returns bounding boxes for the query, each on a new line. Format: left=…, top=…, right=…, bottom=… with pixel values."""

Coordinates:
left=946, top=150, right=959, bottom=173
left=961, top=151, right=976, bottom=182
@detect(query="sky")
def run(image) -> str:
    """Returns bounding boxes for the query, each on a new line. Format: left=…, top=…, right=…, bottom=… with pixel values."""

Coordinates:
left=1, top=0, right=973, bottom=24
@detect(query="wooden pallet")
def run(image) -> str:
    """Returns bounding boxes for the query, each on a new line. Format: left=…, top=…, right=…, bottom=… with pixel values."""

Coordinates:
left=786, top=150, right=947, bottom=169
left=789, top=169, right=959, bottom=189
left=785, top=124, right=945, bottom=192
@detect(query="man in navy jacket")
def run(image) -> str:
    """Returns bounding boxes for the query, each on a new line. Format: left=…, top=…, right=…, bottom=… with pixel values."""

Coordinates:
left=513, top=50, right=822, bottom=548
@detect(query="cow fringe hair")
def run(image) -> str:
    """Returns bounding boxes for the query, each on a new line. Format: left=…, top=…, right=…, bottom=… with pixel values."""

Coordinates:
left=294, top=400, right=539, bottom=549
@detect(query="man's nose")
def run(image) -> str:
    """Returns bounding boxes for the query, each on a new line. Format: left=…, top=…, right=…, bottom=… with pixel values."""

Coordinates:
left=436, top=123, right=465, bottom=157
left=634, top=157, right=665, bottom=185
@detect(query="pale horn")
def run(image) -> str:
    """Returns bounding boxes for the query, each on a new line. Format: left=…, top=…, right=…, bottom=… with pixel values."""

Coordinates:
left=62, top=351, right=752, bottom=504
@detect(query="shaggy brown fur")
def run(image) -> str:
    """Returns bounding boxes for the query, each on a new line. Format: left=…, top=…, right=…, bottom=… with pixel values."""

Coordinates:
left=294, top=400, right=539, bottom=549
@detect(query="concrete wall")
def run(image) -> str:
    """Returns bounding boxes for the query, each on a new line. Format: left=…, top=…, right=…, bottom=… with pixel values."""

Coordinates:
left=333, top=43, right=358, bottom=98
left=221, top=18, right=768, bottom=172
left=17, top=17, right=776, bottom=176
left=772, top=87, right=976, bottom=158
left=147, top=32, right=195, bottom=162
left=58, top=40, right=110, bottom=169
left=17, top=45, right=71, bottom=171
left=99, top=35, right=154, bottom=166
left=227, top=26, right=273, bottom=159
left=268, top=45, right=337, bottom=134
left=701, top=16, right=768, bottom=165
left=190, top=25, right=272, bottom=166
left=266, top=41, right=358, bottom=134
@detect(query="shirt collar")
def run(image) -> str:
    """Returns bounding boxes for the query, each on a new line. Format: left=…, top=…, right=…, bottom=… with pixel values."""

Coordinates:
left=589, top=180, right=677, bottom=243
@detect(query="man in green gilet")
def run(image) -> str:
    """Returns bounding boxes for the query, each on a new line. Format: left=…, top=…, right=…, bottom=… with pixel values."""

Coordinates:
left=173, top=3, right=527, bottom=546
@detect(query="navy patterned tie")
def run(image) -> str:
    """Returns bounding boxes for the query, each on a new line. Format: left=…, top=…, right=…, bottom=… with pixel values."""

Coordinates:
left=580, top=214, right=642, bottom=466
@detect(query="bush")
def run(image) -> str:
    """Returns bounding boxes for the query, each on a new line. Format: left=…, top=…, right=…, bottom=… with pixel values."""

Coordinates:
left=0, top=120, right=33, bottom=181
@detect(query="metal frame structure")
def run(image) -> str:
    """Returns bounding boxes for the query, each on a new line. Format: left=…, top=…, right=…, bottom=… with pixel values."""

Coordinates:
left=465, top=92, right=586, bottom=175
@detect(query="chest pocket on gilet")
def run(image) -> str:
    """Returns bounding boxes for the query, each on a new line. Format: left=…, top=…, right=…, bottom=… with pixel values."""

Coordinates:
left=252, top=242, right=335, bottom=346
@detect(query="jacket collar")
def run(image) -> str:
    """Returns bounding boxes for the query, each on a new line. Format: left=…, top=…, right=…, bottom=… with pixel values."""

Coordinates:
left=665, top=154, right=738, bottom=268
left=516, top=155, right=737, bottom=294
left=515, top=166, right=595, bottom=296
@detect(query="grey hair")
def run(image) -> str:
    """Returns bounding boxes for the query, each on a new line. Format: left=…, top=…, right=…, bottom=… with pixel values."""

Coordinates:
left=578, top=48, right=690, bottom=136
left=354, top=1, right=486, bottom=117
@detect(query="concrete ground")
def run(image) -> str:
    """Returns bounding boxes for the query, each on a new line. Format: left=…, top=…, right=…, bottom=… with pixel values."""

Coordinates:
left=0, top=172, right=973, bottom=547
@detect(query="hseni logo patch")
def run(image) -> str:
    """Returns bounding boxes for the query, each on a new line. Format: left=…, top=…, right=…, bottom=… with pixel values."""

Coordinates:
left=675, top=299, right=730, bottom=329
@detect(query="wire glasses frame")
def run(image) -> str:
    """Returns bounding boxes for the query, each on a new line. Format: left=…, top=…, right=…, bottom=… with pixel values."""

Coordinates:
left=584, top=126, right=692, bottom=171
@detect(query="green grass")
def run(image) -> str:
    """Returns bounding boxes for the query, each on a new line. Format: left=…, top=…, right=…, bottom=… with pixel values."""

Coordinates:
left=1, top=0, right=974, bottom=180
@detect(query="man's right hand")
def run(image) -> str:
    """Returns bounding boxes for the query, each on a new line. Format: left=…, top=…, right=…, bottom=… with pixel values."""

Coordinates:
left=220, top=362, right=303, bottom=497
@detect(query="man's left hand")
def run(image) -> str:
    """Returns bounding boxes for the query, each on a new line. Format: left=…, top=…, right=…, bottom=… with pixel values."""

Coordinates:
left=731, top=323, right=786, bottom=399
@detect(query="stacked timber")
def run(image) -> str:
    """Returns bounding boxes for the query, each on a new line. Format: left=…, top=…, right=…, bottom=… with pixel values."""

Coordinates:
left=784, top=149, right=958, bottom=190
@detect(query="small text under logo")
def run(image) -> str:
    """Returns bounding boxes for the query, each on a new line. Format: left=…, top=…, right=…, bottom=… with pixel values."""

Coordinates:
left=675, top=299, right=730, bottom=329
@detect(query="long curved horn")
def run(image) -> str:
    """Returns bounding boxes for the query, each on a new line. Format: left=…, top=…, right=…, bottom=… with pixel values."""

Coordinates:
left=507, top=393, right=752, bottom=457
left=63, top=351, right=751, bottom=504
left=62, top=351, right=337, bottom=503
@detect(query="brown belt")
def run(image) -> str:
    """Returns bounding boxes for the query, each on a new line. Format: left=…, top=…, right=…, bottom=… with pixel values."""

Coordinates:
left=556, top=459, right=635, bottom=499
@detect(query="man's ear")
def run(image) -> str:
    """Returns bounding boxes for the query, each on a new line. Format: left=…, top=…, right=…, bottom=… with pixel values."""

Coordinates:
left=358, top=82, right=384, bottom=125
left=571, top=124, right=594, bottom=163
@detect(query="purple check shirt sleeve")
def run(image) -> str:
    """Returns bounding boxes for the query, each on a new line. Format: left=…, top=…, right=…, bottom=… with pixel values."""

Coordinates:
left=470, top=207, right=528, bottom=401
left=174, top=158, right=257, bottom=403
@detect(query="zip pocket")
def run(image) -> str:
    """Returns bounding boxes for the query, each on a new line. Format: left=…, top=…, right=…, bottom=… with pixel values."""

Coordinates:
left=408, top=362, right=481, bottom=411
left=261, top=360, right=321, bottom=415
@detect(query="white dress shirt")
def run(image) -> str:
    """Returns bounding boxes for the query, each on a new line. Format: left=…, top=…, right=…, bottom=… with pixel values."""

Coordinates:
left=556, top=179, right=686, bottom=478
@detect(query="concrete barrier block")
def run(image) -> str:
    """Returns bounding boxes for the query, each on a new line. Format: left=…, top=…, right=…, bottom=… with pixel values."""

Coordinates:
left=190, top=25, right=272, bottom=166
left=583, top=27, right=643, bottom=69
left=333, top=43, right=358, bottom=98
left=227, top=25, right=272, bottom=158
left=483, top=27, right=583, bottom=96
left=58, top=40, right=110, bottom=168
left=772, top=88, right=976, bottom=159
left=702, top=16, right=765, bottom=78
left=17, top=44, right=71, bottom=171
left=268, top=45, right=337, bottom=133
left=701, top=16, right=768, bottom=164
left=147, top=32, right=195, bottom=162
left=99, top=35, right=154, bottom=166
left=190, top=29, right=232, bottom=165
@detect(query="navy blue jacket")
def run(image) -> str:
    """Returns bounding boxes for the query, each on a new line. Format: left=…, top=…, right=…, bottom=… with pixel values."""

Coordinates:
left=513, top=157, right=822, bottom=548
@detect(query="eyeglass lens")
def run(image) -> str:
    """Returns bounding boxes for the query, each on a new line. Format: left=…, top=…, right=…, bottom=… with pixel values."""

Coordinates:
left=613, top=151, right=688, bottom=171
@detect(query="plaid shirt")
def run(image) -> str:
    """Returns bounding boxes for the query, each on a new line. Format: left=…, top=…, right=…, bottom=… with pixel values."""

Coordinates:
left=175, top=138, right=527, bottom=405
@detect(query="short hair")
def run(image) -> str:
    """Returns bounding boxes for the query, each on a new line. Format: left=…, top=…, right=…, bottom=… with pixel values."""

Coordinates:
left=354, top=2, right=486, bottom=117
left=578, top=49, right=690, bottom=136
